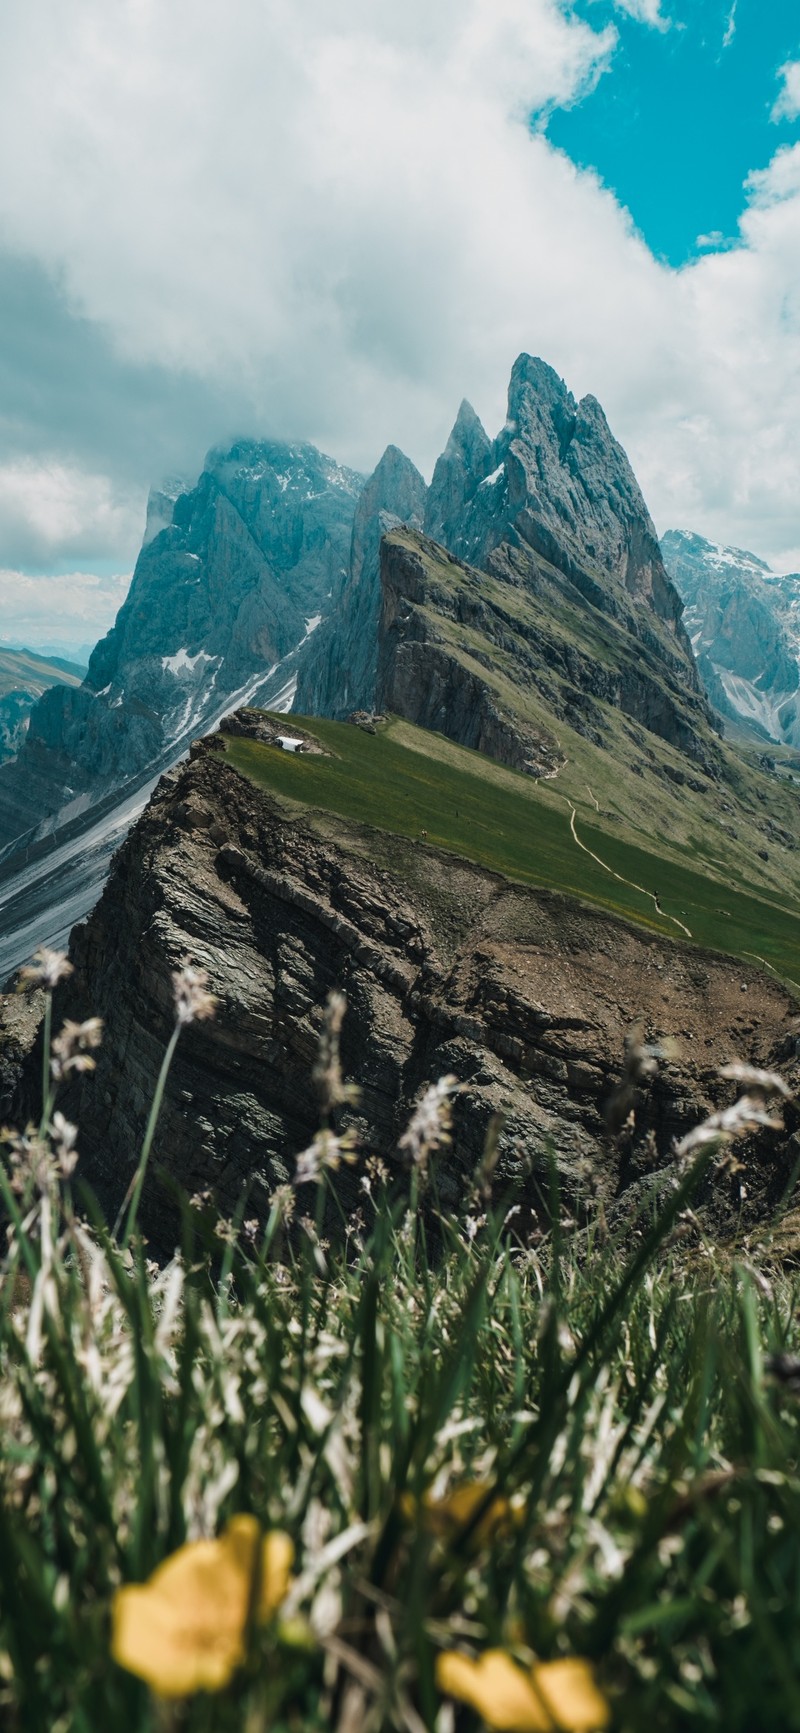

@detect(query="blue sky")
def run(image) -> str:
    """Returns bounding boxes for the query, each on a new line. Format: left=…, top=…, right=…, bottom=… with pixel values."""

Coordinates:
left=0, top=0, right=798, bottom=650
left=549, top=0, right=800, bottom=264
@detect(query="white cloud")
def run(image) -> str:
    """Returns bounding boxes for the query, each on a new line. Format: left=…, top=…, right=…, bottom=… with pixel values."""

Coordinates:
left=772, top=59, right=800, bottom=124
left=612, top=0, right=670, bottom=30
left=0, top=0, right=795, bottom=589
left=0, top=568, right=131, bottom=652
left=722, top=3, right=737, bottom=50
left=0, top=460, right=144, bottom=566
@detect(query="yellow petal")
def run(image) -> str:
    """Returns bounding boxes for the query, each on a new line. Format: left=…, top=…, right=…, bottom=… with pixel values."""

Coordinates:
left=436, top=1650, right=553, bottom=1732
left=258, top=1530, right=294, bottom=1622
left=421, top=1482, right=521, bottom=1545
left=111, top=1516, right=292, bottom=1698
left=533, top=1659, right=610, bottom=1733
left=112, top=1570, right=246, bottom=1698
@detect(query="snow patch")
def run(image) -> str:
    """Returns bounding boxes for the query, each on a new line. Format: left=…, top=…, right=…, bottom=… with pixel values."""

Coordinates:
left=714, top=666, right=794, bottom=741
left=480, top=463, right=505, bottom=489
left=162, top=648, right=214, bottom=676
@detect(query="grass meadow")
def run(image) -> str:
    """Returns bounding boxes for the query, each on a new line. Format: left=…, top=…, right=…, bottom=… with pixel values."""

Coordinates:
left=1, top=960, right=800, bottom=1729
left=224, top=715, right=800, bottom=988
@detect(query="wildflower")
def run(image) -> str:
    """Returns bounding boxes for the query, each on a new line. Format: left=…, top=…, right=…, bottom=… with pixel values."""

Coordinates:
left=51, top=1112, right=78, bottom=1178
left=294, top=1127, right=358, bottom=1187
left=398, top=1075, right=459, bottom=1174
left=674, top=1093, right=784, bottom=1166
left=172, top=962, right=217, bottom=1026
left=403, top=1481, right=523, bottom=1548
left=50, top=1017, right=103, bottom=1081
left=111, top=1514, right=293, bottom=1698
left=436, top=1649, right=610, bottom=1733
left=268, top=1182, right=295, bottom=1222
left=312, top=989, right=360, bottom=1116
left=718, top=1062, right=791, bottom=1099
left=18, top=946, right=73, bottom=991
left=3, top=1126, right=57, bottom=1196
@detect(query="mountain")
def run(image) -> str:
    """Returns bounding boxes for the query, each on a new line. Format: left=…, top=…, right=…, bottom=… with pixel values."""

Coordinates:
left=298, top=357, right=714, bottom=775
left=19, top=710, right=796, bottom=1252
left=662, top=529, right=800, bottom=747
left=0, top=442, right=363, bottom=857
left=0, top=646, right=85, bottom=764
left=3, top=355, right=800, bottom=985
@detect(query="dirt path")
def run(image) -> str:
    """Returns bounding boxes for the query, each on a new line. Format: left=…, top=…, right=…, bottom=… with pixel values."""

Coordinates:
left=563, top=799, right=693, bottom=940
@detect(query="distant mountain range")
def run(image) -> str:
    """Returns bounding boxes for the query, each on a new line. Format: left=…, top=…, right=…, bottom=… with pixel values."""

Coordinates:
left=0, top=645, right=85, bottom=765
left=662, top=530, right=800, bottom=749
left=0, top=355, right=711, bottom=861
left=2, top=355, right=800, bottom=979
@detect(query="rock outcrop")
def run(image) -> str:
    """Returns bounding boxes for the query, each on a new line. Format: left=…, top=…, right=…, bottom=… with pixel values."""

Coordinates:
left=30, top=733, right=798, bottom=1254
left=662, top=529, right=800, bottom=746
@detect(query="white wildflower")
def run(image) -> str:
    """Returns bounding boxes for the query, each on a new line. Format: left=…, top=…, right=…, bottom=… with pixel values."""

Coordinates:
left=18, top=946, right=73, bottom=991
left=50, top=1018, right=103, bottom=1081
left=294, top=1127, right=358, bottom=1187
left=398, top=1075, right=460, bottom=1173
left=172, top=962, right=217, bottom=1025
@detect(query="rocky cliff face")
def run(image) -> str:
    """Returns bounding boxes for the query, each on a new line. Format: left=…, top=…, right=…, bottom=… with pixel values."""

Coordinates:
left=375, top=522, right=719, bottom=780
left=0, top=442, right=364, bottom=856
left=662, top=530, right=800, bottom=745
left=294, top=444, right=426, bottom=717
left=34, top=732, right=798, bottom=1254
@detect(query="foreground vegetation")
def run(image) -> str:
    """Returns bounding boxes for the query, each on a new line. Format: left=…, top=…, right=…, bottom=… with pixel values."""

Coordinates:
left=224, top=713, right=800, bottom=987
left=2, top=958, right=800, bottom=1729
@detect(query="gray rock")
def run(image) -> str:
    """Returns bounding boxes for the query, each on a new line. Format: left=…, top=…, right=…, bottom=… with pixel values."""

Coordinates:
left=294, top=444, right=427, bottom=716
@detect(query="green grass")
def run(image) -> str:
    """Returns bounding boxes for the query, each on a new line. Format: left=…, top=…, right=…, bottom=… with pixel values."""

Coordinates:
left=379, top=528, right=800, bottom=919
left=2, top=981, right=800, bottom=1729
left=223, top=714, right=800, bottom=990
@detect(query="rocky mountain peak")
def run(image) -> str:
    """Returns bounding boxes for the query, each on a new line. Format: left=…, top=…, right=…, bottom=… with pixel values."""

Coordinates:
left=0, top=438, right=364, bottom=856
left=424, top=400, right=492, bottom=547
left=293, top=443, right=426, bottom=718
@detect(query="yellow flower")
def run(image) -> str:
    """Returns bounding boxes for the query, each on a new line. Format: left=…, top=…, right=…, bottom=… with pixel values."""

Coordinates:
left=436, top=1648, right=610, bottom=1733
left=402, top=1480, right=523, bottom=1547
left=111, top=1515, right=294, bottom=1698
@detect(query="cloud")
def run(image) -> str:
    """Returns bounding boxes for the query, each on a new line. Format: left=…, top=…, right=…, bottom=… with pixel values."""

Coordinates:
left=0, top=568, right=130, bottom=653
left=772, top=60, right=800, bottom=124
left=0, top=0, right=795, bottom=602
left=722, top=3, right=737, bottom=51
left=612, top=0, right=670, bottom=30
left=0, top=459, right=143, bottom=569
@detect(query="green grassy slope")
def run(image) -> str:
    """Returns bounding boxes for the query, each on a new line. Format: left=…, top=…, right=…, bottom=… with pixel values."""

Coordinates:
left=381, top=528, right=800, bottom=917
left=222, top=714, right=800, bottom=990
